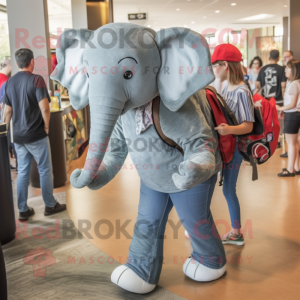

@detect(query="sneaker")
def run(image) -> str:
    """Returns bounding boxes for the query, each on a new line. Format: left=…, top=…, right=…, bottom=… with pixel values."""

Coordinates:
left=19, top=207, right=35, bottom=221
left=44, top=201, right=66, bottom=216
left=221, top=231, right=244, bottom=246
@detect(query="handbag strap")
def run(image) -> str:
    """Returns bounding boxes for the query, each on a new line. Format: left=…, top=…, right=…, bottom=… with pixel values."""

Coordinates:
left=152, top=96, right=184, bottom=156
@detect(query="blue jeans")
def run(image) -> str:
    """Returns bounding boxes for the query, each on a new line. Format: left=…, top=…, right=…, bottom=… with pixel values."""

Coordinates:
left=125, top=174, right=226, bottom=285
left=14, top=137, right=57, bottom=212
left=222, top=145, right=243, bottom=229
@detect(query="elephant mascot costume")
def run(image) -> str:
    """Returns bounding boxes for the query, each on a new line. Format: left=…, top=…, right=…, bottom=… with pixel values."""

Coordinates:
left=51, top=23, right=227, bottom=294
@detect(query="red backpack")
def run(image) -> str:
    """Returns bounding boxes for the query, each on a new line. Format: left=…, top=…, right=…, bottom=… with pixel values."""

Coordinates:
left=152, top=87, right=280, bottom=183
left=205, top=87, right=236, bottom=164
left=237, top=94, right=280, bottom=179
left=205, top=87, right=280, bottom=182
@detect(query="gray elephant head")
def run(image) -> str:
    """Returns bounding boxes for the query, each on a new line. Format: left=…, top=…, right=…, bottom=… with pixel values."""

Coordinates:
left=51, top=22, right=214, bottom=189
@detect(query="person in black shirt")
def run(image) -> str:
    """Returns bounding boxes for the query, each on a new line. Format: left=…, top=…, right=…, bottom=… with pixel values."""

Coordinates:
left=255, top=49, right=287, bottom=139
left=3, top=48, right=66, bottom=220
left=255, top=49, right=287, bottom=105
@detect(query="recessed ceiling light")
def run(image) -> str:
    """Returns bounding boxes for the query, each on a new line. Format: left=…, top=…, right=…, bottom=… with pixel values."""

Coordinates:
left=284, top=5, right=287, bottom=7
left=239, top=14, right=275, bottom=21
left=191, top=21, right=195, bottom=23
left=231, top=3, right=236, bottom=5
left=184, top=25, right=187, bottom=27
left=204, top=16, right=206, bottom=18
left=215, top=10, right=220, bottom=13
left=176, top=8, right=180, bottom=11
left=147, top=25, right=151, bottom=27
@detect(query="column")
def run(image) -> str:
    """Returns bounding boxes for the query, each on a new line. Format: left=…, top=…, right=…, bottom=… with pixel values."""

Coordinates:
left=283, top=17, right=288, bottom=52
left=6, top=0, right=53, bottom=90
left=71, top=0, right=88, bottom=29
left=289, top=0, right=300, bottom=58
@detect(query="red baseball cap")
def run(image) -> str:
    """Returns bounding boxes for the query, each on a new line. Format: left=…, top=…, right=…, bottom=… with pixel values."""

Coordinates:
left=211, top=44, right=243, bottom=64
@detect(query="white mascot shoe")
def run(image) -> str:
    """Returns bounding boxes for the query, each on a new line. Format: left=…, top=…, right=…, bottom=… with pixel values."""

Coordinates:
left=111, top=265, right=156, bottom=294
left=183, top=258, right=226, bottom=282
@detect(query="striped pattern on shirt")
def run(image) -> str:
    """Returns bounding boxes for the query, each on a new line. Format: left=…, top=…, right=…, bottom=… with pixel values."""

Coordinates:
left=221, top=84, right=255, bottom=124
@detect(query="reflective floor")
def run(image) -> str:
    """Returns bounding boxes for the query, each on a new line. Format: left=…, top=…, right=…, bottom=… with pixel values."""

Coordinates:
left=17, top=146, right=300, bottom=300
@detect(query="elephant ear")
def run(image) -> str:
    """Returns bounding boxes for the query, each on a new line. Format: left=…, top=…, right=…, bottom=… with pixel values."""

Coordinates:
left=155, top=28, right=215, bottom=112
left=51, top=29, right=93, bottom=110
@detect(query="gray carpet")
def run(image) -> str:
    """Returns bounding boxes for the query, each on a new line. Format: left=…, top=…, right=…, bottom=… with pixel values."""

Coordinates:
left=3, top=193, right=186, bottom=300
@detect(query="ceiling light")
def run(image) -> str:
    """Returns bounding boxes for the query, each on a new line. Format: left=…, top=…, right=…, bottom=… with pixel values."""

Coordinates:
left=204, top=16, right=206, bottom=18
left=215, top=10, right=220, bottom=13
left=284, top=5, right=287, bottom=7
left=176, top=8, right=180, bottom=11
left=191, top=21, right=195, bottom=23
left=147, top=25, right=151, bottom=27
left=184, top=25, right=187, bottom=27
left=231, top=3, right=236, bottom=5
left=239, top=14, right=275, bottom=21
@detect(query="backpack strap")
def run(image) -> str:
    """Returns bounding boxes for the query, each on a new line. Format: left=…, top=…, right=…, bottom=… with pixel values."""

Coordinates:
left=249, top=156, right=258, bottom=181
left=219, top=164, right=225, bottom=186
left=152, top=96, right=184, bottom=156
left=205, top=86, right=239, bottom=126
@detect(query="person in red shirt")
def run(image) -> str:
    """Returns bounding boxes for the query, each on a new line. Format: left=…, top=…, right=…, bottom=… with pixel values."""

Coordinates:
left=0, top=58, right=11, bottom=88
left=0, top=58, right=11, bottom=114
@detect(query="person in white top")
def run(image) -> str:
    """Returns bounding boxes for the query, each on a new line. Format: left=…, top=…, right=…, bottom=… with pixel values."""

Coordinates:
left=276, top=60, right=300, bottom=177
left=248, top=56, right=262, bottom=94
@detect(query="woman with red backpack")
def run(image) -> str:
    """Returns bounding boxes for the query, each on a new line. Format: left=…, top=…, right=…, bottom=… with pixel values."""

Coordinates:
left=211, top=44, right=255, bottom=246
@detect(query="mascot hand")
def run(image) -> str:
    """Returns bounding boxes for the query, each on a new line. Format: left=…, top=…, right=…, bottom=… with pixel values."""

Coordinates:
left=172, top=157, right=214, bottom=190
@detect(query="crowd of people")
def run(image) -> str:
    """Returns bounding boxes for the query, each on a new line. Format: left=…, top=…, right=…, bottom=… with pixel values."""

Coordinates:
left=251, top=49, right=300, bottom=177
left=185, top=46, right=300, bottom=245
left=0, top=45, right=299, bottom=246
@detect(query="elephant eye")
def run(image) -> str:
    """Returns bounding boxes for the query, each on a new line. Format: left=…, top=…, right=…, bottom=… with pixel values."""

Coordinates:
left=124, top=70, right=133, bottom=80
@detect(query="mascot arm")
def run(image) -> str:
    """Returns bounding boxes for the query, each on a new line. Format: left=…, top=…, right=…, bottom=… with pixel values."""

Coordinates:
left=172, top=112, right=218, bottom=190
left=87, top=118, right=128, bottom=190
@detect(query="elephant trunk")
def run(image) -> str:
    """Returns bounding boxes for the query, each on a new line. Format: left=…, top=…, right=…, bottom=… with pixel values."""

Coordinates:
left=70, top=99, right=124, bottom=189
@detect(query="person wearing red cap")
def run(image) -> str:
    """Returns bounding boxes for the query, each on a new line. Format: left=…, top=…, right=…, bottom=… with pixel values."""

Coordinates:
left=212, top=44, right=255, bottom=246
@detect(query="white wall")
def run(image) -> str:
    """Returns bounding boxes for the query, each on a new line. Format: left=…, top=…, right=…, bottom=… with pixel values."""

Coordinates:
left=71, top=0, right=87, bottom=29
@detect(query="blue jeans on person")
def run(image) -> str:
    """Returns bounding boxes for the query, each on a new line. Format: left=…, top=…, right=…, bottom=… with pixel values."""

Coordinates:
left=14, top=137, right=57, bottom=212
left=222, top=144, right=243, bottom=229
left=125, top=173, right=226, bottom=285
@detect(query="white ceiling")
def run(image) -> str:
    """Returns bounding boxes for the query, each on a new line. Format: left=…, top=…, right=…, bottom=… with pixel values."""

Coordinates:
left=0, top=0, right=290, bottom=35
left=113, top=0, right=289, bottom=33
